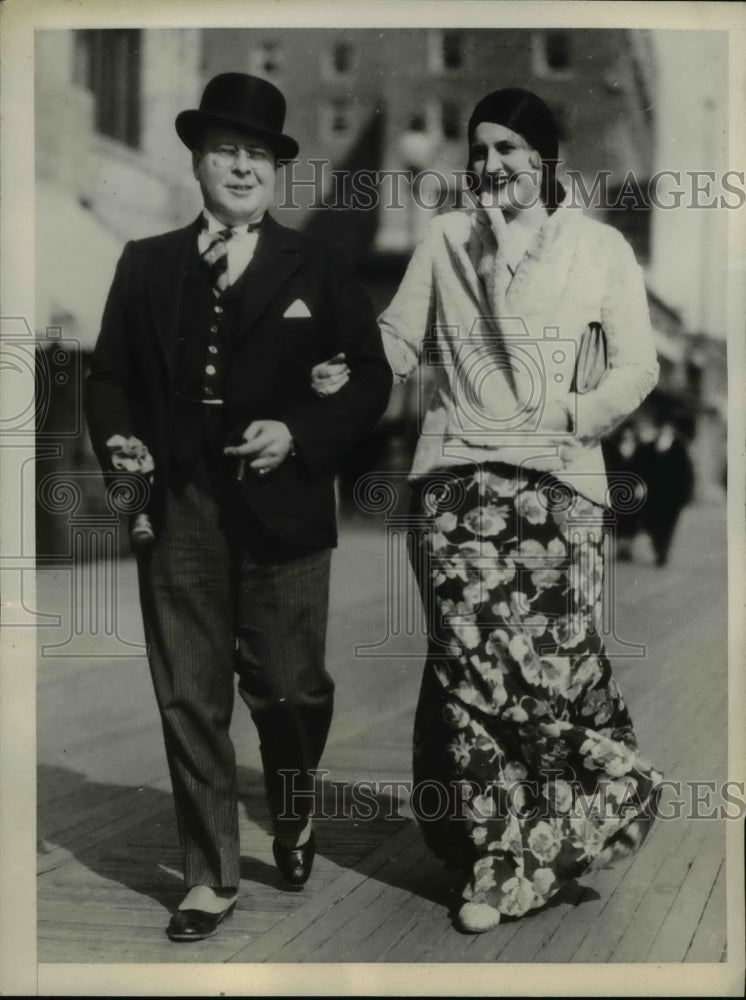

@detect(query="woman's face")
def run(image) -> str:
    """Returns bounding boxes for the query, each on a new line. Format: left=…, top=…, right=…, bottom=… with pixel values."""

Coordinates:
left=469, top=122, right=541, bottom=216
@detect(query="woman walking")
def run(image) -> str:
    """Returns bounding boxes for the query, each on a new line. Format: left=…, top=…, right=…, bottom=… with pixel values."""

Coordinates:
left=315, top=89, right=663, bottom=933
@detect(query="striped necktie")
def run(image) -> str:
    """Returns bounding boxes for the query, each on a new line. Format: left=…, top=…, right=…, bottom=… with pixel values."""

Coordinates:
left=201, top=228, right=234, bottom=296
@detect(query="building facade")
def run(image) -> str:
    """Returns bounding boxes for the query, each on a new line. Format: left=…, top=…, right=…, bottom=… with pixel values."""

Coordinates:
left=200, top=27, right=657, bottom=259
left=34, top=27, right=721, bottom=554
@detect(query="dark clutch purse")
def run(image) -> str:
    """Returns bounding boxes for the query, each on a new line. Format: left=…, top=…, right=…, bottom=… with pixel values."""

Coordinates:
left=570, top=321, right=608, bottom=394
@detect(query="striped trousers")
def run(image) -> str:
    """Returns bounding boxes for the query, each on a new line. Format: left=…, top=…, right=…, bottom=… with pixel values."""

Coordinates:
left=136, top=456, right=333, bottom=889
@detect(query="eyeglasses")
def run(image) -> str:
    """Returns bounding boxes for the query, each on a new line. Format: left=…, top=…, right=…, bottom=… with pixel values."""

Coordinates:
left=208, top=144, right=273, bottom=168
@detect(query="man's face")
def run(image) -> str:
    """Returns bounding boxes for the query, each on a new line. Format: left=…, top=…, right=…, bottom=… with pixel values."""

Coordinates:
left=192, top=126, right=276, bottom=226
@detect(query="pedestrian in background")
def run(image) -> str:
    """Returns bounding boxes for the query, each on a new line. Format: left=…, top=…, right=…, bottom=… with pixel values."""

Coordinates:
left=602, top=422, right=646, bottom=561
left=637, top=418, right=695, bottom=566
left=313, top=88, right=664, bottom=934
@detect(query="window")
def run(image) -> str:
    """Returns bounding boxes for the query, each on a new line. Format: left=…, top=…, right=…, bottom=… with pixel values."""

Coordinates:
left=319, top=99, right=353, bottom=141
left=442, top=31, right=464, bottom=70
left=74, top=30, right=141, bottom=148
left=545, top=30, right=571, bottom=71
left=249, top=41, right=282, bottom=76
left=428, top=29, right=465, bottom=73
left=330, top=100, right=350, bottom=135
left=442, top=101, right=460, bottom=140
left=533, top=30, right=573, bottom=78
left=321, top=40, right=355, bottom=81
left=333, top=41, right=353, bottom=75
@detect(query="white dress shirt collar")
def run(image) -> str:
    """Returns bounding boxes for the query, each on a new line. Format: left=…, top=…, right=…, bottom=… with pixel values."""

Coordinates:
left=198, top=210, right=262, bottom=286
left=200, top=208, right=263, bottom=237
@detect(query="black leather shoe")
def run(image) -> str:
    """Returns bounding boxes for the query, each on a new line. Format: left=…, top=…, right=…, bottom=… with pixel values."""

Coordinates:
left=166, top=901, right=236, bottom=942
left=272, top=831, right=316, bottom=889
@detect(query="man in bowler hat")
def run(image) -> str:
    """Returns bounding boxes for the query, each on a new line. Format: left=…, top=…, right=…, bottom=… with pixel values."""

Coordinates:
left=85, top=73, right=392, bottom=941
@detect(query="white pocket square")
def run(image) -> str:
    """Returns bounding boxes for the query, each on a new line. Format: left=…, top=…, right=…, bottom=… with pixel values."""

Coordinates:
left=283, top=298, right=311, bottom=319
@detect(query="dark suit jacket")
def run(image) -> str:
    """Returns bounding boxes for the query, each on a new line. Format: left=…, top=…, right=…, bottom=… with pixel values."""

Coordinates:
left=85, top=214, right=392, bottom=555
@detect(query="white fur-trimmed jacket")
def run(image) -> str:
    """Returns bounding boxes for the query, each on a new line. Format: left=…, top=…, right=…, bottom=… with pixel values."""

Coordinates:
left=378, top=202, right=659, bottom=506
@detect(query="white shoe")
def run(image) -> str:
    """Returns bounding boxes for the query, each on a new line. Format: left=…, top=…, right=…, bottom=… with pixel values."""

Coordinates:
left=456, top=901, right=501, bottom=933
left=177, top=885, right=237, bottom=914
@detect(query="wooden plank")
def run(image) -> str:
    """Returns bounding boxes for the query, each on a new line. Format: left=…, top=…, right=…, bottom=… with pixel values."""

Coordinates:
left=330, top=869, right=434, bottom=964
left=296, top=880, right=395, bottom=961
left=571, top=817, right=694, bottom=963
left=38, top=917, right=253, bottom=956
left=529, top=847, right=639, bottom=962
left=306, top=850, right=450, bottom=963
left=380, top=882, right=461, bottom=963
left=38, top=876, right=180, bottom=904
left=275, top=878, right=403, bottom=962
left=412, top=872, right=537, bottom=965
left=34, top=507, right=728, bottom=966
left=477, top=881, right=589, bottom=964
left=414, top=918, right=485, bottom=964
left=363, top=895, right=446, bottom=963
left=685, top=859, right=727, bottom=963
left=39, top=898, right=282, bottom=934
left=38, top=792, right=175, bottom=874
left=39, top=778, right=167, bottom=840
left=608, top=823, right=718, bottom=962
left=660, top=683, right=727, bottom=778
left=38, top=938, right=224, bottom=965
left=364, top=896, right=444, bottom=963
left=38, top=824, right=359, bottom=962
left=227, top=821, right=421, bottom=962
left=38, top=932, right=254, bottom=965
left=646, top=823, right=725, bottom=963
left=410, top=861, right=626, bottom=965
left=272, top=828, right=430, bottom=962
left=267, top=835, right=428, bottom=962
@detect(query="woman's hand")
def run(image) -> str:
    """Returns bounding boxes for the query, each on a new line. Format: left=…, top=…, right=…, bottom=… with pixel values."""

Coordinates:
left=311, top=352, right=350, bottom=397
left=540, top=399, right=574, bottom=434
left=537, top=400, right=585, bottom=466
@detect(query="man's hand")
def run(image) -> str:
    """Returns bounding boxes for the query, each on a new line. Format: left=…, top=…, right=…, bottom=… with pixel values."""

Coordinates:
left=224, top=420, right=294, bottom=477
left=105, top=435, right=155, bottom=475
left=311, top=352, right=350, bottom=397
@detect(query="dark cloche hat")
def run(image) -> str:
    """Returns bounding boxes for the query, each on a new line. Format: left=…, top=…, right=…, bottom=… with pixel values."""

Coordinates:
left=467, top=88, right=559, bottom=165
left=175, top=72, right=299, bottom=160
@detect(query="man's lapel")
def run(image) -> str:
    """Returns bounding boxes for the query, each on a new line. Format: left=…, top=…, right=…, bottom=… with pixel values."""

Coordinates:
left=235, top=215, right=304, bottom=345
left=233, top=214, right=306, bottom=340
left=145, top=217, right=202, bottom=369
left=144, top=212, right=305, bottom=372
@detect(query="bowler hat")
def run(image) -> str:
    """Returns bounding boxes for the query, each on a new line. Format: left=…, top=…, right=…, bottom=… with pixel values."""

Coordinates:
left=175, top=73, right=299, bottom=160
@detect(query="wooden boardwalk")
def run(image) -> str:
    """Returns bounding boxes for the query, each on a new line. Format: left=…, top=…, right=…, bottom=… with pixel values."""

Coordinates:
left=36, top=503, right=736, bottom=971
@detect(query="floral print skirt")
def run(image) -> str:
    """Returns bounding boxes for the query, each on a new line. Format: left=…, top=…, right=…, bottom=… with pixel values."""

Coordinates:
left=409, top=463, right=663, bottom=919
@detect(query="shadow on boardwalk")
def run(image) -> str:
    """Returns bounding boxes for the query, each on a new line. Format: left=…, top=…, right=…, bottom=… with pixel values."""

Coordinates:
left=38, top=756, right=609, bottom=965
left=36, top=503, right=731, bottom=965
left=38, top=758, right=462, bottom=961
